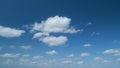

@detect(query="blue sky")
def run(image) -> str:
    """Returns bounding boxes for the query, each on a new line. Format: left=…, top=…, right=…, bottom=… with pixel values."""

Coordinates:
left=0, top=0, right=120, bottom=68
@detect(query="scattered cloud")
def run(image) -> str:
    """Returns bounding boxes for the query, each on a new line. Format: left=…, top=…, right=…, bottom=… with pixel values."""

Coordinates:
left=83, top=43, right=92, bottom=47
left=0, top=53, right=20, bottom=58
left=103, top=49, right=120, bottom=56
left=0, top=25, right=25, bottom=38
left=80, top=53, right=90, bottom=57
left=20, top=45, right=31, bottom=50
left=46, top=50, right=57, bottom=55
left=40, top=36, right=67, bottom=46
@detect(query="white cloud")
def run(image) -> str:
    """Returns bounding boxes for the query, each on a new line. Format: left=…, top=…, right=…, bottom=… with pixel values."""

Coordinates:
left=33, top=32, right=49, bottom=39
left=80, top=53, right=90, bottom=57
left=83, top=43, right=92, bottom=47
left=29, top=16, right=80, bottom=46
left=20, top=45, right=31, bottom=50
left=94, top=57, right=103, bottom=61
left=46, top=50, right=57, bottom=55
left=0, top=53, right=20, bottom=58
left=22, top=54, right=30, bottom=58
left=0, top=25, right=25, bottom=38
left=40, top=36, right=67, bottom=46
left=62, top=60, right=72, bottom=64
left=33, top=56, right=42, bottom=60
left=67, top=54, right=74, bottom=58
left=31, top=16, right=79, bottom=33
left=103, top=49, right=120, bottom=56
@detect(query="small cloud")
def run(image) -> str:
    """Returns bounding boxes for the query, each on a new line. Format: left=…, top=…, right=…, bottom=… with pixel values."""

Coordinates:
left=83, top=43, right=92, bottom=47
left=46, top=50, right=57, bottom=55
left=33, top=56, right=43, bottom=60
left=103, top=49, right=120, bottom=56
left=0, top=25, right=25, bottom=38
left=40, top=36, right=68, bottom=46
left=67, top=54, right=74, bottom=58
left=0, top=53, right=20, bottom=58
left=62, top=60, right=72, bottom=64
left=22, top=54, right=30, bottom=58
left=94, top=57, right=103, bottom=61
left=80, top=53, right=90, bottom=57
left=20, top=45, right=31, bottom=50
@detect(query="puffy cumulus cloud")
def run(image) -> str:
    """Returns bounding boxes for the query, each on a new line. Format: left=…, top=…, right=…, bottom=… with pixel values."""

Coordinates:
left=20, top=45, right=31, bottom=50
left=46, top=50, right=57, bottom=55
left=0, top=25, right=25, bottom=38
left=80, top=53, right=90, bottom=57
left=0, top=53, right=20, bottom=58
left=40, top=36, right=67, bottom=46
left=28, top=16, right=80, bottom=46
left=103, top=49, right=120, bottom=56
left=83, top=43, right=92, bottom=47
left=31, top=16, right=79, bottom=33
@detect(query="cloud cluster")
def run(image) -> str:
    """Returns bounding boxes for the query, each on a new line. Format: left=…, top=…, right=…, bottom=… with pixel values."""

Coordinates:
left=0, top=25, right=25, bottom=38
left=30, top=16, right=79, bottom=46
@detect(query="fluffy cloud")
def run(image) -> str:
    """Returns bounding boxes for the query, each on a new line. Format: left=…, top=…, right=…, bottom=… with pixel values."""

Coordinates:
left=80, top=53, right=90, bottom=57
left=31, top=16, right=79, bottom=33
left=20, top=45, right=31, bottom=50
left=0, top=53, right=20, bottom=58
left=46, top=50, right=57, bottom=55
left=83, top=43, right=92, bottom=47
left=40, top=36, right=67, bottom=46
left=103, top=49, right=120, bottom=56
left=30, top=16, right=80, bottom=46
left=0, top=25, right=25, bottom=38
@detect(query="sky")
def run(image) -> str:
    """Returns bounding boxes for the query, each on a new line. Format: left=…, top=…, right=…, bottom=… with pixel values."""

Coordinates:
left=0, top=0, right=120, bottom=68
